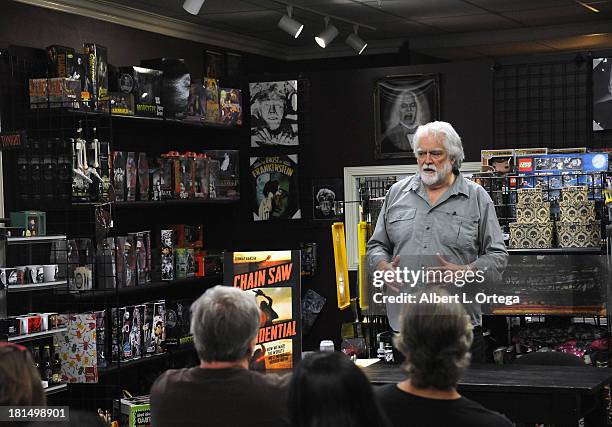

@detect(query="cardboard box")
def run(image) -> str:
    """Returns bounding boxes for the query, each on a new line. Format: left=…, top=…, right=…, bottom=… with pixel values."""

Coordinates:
left=164, top=299, right=193, bottom=348
left=559, top=202, right=596, bottom=223
left=29, top=79, right=48, bottom=108
left=47, top=45, right=76, bottom=78
left=110, top=92, right=135, bottom=115
left=140, top=58, right=190, bottom=120
left=48, top=77, right=81, bottom=108
left=515, top=203, right=550, bottom=224
left=83, top=43, right=109, bottom=111
left=557, top=222, right=601, bottom=248
left=509, top=222, right=554, bottom=249
left=115, top=395, right=151, bottom=427
left=161, top=230, right=175, bottom=281
left=119, top=66, right=163, bottom=117
left=560, top=186, right=589, bottom=204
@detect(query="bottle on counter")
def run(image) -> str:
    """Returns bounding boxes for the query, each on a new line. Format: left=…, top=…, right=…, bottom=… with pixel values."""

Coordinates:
left=32, top=346, right=46, bottom=388
left=52, top=350, right=62, bottom=385
left=42, top=345, right=52, bottom=385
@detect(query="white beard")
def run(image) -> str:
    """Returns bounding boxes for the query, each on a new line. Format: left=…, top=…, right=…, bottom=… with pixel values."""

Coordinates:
left=419, top=161, right=452, bottom=187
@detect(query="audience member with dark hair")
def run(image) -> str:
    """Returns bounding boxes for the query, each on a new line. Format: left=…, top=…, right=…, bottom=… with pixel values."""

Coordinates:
left=150, top=285, right=289, bottom=427
left=0, top=342, right=46, bottom=406
left=289, top=351, right=387, bottom=427
left=376, top=289, right=513, bottom=427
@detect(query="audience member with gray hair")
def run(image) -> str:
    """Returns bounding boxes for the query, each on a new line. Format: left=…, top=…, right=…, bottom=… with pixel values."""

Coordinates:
left=376, top=289, right=513, bottom=427
left=150, top=286, right=289, bottom=427
left=367, top=121, right=507, bottom=362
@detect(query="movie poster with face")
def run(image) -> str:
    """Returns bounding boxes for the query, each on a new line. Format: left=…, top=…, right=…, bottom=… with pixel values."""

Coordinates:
left=250, top=155, right=300, bottom=221
left=312, top=178, right=344, bottom=221
left=250, top=80, right=298, bottom=147
left=374, top=75, right=439, bottom=159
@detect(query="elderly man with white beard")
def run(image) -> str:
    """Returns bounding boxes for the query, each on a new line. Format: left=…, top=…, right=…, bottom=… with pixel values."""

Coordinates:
left=366, top=121, right=508, bottom=363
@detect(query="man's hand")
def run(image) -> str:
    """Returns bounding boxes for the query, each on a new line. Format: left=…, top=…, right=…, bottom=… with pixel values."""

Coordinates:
left=376, top=256, right=402, bottom=293
left=426, top=253, right=471, bottom=286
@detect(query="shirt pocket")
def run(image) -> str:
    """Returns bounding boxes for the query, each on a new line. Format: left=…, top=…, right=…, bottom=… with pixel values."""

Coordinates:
left=442, top=213, right=478, bottom=251
left=387, top=207, right=416, bottom=246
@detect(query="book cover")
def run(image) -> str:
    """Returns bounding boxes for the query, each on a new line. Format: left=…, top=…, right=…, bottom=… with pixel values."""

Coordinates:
left=223, top=250, right=301, bottom=370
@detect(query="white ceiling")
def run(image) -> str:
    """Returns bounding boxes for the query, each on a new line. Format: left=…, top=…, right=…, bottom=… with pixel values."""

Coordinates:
left=15, top=0, right=612, bottom=60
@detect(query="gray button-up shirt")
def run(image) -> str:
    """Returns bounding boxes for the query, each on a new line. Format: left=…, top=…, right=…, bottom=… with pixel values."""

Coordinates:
left=366, top=173, right=508, bottom=328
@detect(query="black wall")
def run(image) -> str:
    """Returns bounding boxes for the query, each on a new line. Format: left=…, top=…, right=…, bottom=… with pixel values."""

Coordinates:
left=1, top=2, right=607, bottom=354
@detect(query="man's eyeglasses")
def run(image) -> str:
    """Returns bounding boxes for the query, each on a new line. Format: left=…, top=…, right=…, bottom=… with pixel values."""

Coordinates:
left=416, top=150, right=445, bottom=160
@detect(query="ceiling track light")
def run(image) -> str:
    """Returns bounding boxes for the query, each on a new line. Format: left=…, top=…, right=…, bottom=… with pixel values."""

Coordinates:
left=345, top=25, right=367, bottom=55
left=575, top=0, right=599, bottom=13
left=278, top=5, right=304, bottom=38
left=183, top=0, right=205, bottom=15
left=315, top=17, right=339, bottom=48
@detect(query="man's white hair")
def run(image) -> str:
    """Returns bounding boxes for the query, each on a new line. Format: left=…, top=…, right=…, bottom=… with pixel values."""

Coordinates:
left=413, top=121, right=465, bottom=169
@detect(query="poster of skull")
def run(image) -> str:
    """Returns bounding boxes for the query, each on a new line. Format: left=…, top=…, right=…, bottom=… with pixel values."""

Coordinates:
left=312, top=179, right=344, bottom=221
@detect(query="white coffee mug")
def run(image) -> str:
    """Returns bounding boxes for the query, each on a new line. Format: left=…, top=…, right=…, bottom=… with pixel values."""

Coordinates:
left=43, top=264, right=58, bottom=282
left=15, top=266, right=26, bottom=284
left=26, top=265, right=40, bottom=284
left=0, top=268, right=16, bottom=286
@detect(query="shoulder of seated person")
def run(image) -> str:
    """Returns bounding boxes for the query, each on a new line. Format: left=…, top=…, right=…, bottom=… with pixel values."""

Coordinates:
left=249, top=370, right=292, bottom=389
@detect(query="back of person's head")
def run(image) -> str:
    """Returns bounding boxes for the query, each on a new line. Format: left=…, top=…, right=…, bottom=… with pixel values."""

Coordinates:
left=393, top=288, right=473, bottom=390
left=190, top=285, right=260, bottom=363
left=289, top=351, right=386, bottom=427
left=0, top=342, right=46, bottom=406
left=27, top=410, right=105, bottom=427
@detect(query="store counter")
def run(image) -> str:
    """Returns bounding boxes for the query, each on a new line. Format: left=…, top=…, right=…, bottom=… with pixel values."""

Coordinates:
left=362, top=362, right=612, bottom=426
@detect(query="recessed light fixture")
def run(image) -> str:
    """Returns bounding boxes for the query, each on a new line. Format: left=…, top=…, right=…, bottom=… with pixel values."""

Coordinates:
left=345, top=25, right=367, bottom=54
left=315, top=17, right=339, bottom=48
left=278, top=6, right=304, bottom=38
left=183, top=0, right=205, bottom=15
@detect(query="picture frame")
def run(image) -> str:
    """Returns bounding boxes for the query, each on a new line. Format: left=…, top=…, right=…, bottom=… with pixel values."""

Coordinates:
left=374, top=74, right=440, bottom=159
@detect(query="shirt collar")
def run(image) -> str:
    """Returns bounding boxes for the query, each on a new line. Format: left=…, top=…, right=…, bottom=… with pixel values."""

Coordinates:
left=406, top=173, right=470, bottom=198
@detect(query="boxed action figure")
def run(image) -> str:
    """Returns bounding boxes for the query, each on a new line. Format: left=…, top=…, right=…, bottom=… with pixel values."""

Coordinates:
left=126, top=234, right=137, bottom=287
left=119, top=306, right=133, bottom=361
left=152, top=301, right=166, bottom=354
left=47, top=45, right=76, bottom=78
left=138, top=153, right=150, bottom=201
left=204, top=150, right=239, bottom=199
left=119, top=66, right=163, bottom=118
left=47, top=78, right=81, bottom=108
left=205, top=78, right=220, bottom=123
left=109, top=92, right=135, bottom=115
left=83, top=43, right=109, bottom=111
left=126, top=152, right=137, bottom=202
left=112, top=151, right=126, bottom=202
left=29, top=79, right=48, bottom=108
left=140, top=58, right=190, bottom=120
left=165, top=299, right=192, bottom=348
left=175, top=248, right=188, bottom=279
left=161, top=229, right=175, bottom=281
left=194, top=155, right=210, bottom=198
left=173, top=224, right=203, bottom=248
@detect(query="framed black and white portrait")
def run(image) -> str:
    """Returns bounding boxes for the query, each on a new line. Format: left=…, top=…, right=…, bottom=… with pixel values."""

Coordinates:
left=312, top=179, right=343, bottom=221
left=593, top=57, right=612, bottom=131
left=250, top=80, right=299, bottom=147
left=374, top=75, right=439, bottom=159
